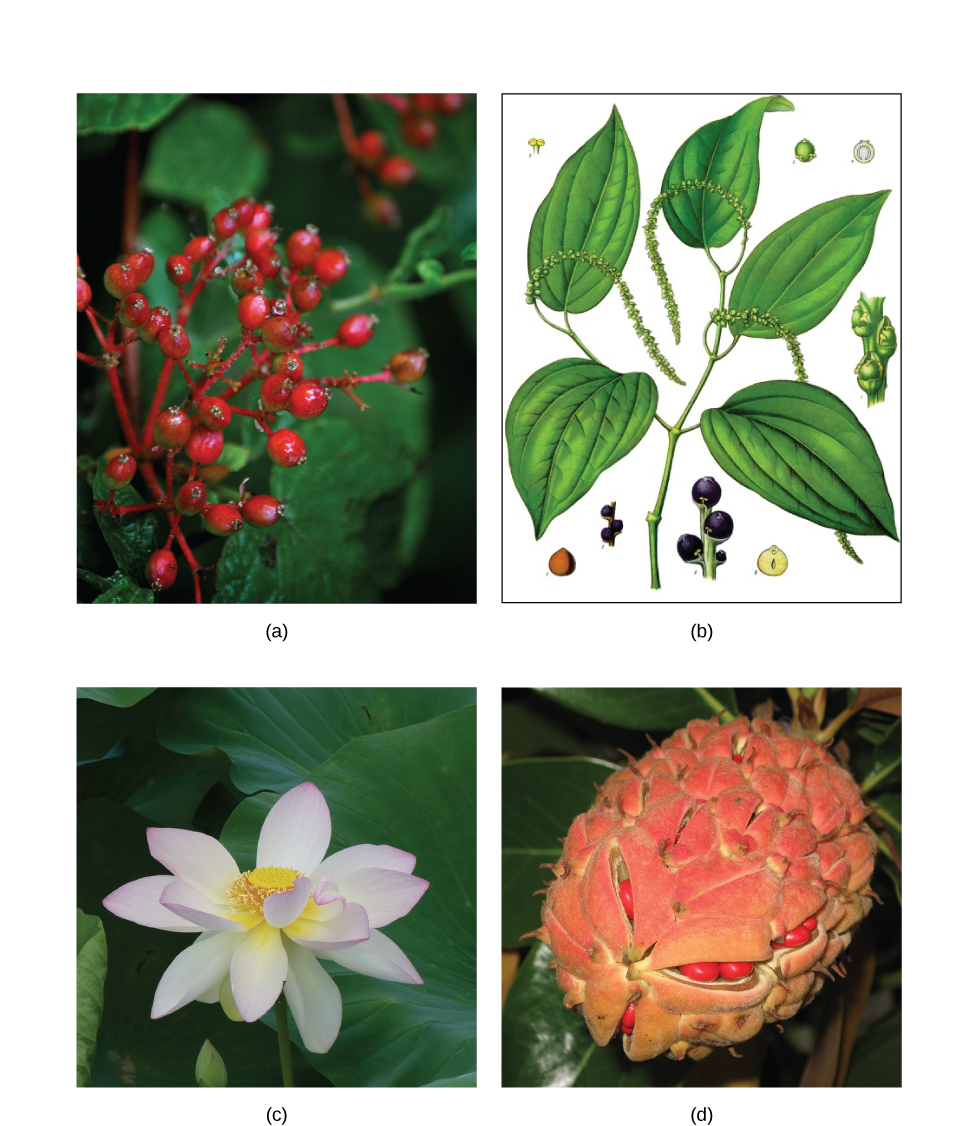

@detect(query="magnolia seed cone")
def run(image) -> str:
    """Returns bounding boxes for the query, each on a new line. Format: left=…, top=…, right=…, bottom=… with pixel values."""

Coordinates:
left=526, top=716, right=877, bottom=1062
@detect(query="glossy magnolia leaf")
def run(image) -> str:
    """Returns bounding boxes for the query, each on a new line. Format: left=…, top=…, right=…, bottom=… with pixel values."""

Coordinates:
left=506, top=359, right=657, bottom=539
left=528, top=106, right=640, bottom=313
left=701, top=381, right=898, bottom=538
left=662, top=95, right=793, bottom=249
left=534, top=687, right=738, bottom=730
left=729, top=191, right=890, bottom=336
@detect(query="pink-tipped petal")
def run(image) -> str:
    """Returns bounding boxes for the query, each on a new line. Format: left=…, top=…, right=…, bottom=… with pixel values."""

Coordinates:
left=147, top=827, right=240, bottom=898
left=311, top=843, right=416, bottom=884
left=313, top=876, right=343, bottom=906
left=285, top=900, right=370, bottom=951
left=151, top=931, right=244, bottom=1018
left=230, top=922, right=288, bottom=1022
left=160, top=879, right=246, bottom=932
left=282, top=936, right=343, bottom=1053
left=256, top=782, right=331, bottom=873
left=103, top=875, right=204, bottom=933
left=263, top=876, right=313, bottom=928
left=335, top=868, right=429, bottom=927
left=319, top=926, right=423, bottom=984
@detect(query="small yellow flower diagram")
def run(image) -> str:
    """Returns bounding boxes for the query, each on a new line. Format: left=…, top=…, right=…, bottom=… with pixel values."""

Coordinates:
left=528, top=138, right=545, bottom=156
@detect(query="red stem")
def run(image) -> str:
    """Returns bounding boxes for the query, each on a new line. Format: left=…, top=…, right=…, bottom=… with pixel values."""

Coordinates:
left=142, top=357, right=175, bottom=451
left=105, top=364, right=142, bottom=455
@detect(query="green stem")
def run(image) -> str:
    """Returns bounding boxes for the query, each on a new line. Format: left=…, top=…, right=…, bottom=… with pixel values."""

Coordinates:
left=275, top=992, right=294, bottom=1087
left=530, top=302, right=603, bottom=364
left=330, top=269, right=477, bottom=312
left=563, top=310, right=602, bottom=364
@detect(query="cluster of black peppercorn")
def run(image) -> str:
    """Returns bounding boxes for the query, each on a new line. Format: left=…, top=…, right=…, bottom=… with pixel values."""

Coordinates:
left=677, top=477, right=733, bottom=580
left=600, top=503, right=623, bottom=545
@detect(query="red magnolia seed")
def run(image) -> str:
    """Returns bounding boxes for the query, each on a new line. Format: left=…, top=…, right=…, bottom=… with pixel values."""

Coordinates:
left=718, top=962, right=753, bottom=980
left=621, top=1003, right=636, bottom=1035
left=679, top=962, right=720, bottom=982
left=617, top=878, right=634, bottom=920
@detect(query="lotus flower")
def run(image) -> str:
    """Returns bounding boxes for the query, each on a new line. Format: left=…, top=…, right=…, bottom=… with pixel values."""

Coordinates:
left=102, top=781, right=428, bottom=1052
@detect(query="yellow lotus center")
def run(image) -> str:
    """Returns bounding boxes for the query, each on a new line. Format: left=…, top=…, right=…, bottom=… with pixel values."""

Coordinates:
left=227, top=866, right=303, bottom=911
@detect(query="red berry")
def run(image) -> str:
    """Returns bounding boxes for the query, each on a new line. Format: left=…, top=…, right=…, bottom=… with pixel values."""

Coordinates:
left=364, top=193, right=400, bottom=229
left=77, top=276, right=92, bottom=312
left=260, top=373, right=296, bottom=412
left=247, top=202, right=274, bottom=231
left=679, top=962, right=720, bottom=982
left=159, top=323, right=191, bottom=359
left=718, top=962, right=754, bottom=980
left=125, top=248, right=155, bottom=284
left=402, top=115, right=437, bottom=148
left=378, top=155, right=417, bottom=186
left=241, top=494, right=285, bottom=527
left=231, top=261, right=264, bottom=296
left=184, top=235, right=216, bottom=263
left=292, top=274, right=321, bottom=312
left=312, top=248, right=350, bottom=286
left=621, top=1003, right=636, bottom=1036
left=389, top=348, right=428, bottom=383
left=732, top=753, right=744, bottom=763
left=262, top=315, right=301, bottom=353
left=802, top=917, right=818, bottom=931
left=165, top=254, right=192, bottom=285
left=338, top=312, right=378, bottom=348
left=175, top=480, right=208, bottom=515
left=238, top=292, right=271, bottom=329
left=118, top=292, right=150, bottom=329
left=138, top=306, right=171, bottom=343
left=251, top=245, right=282, bottom=280
left=245, top=227, right=277, bottom=256
left=210, top=206, right=239, bottom=240
left=146, top=549, right=178, bottom=592
left=103, top=453, right=138, bottom=488
left=153, top=406, right=191, bottom=448
left=285, top=226, right=321, bottom=268
left=232, top=196, right=257, bottom=229
left=438, top=94, right=465, bottom=114
left=104, top=262, right=137, bottom=299
left=186, top=425, right=224, bottom=465
left=357, top=130, right=387, bottom=162
left=289, top=380, right=329, bottom=419
left=271, top=352, right=303, bottom=379
left=412, top=94, right=440, bottom=115
left=202, top=503, right=243, bottom=536
left=267, top=428, right=306, bottom=468
left=197, top=396, right=231, bottom=430
left=617, top=878, right=634, bottom=920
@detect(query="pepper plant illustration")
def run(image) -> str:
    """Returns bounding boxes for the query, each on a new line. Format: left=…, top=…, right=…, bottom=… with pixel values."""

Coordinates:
left=506, top=97, right=898, bottom=589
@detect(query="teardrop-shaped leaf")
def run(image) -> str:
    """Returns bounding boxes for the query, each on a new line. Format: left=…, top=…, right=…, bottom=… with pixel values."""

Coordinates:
left=528, top=106, right=640, bottom=314
left=701, top=380, right=897, bottom=538
left=729, top=191, right=890, bottom=336
left=662, top=95, right=793, bottom=248
left=506, top=359, right=658, bottom=539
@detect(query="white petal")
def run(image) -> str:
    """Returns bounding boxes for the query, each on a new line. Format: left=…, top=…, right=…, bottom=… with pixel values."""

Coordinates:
left=230, top=922, right=288, bottom=1022
left=103, top=875, right=204, bottom=933
left=263, top=876, right=313, bottom=928
left=147, top=827, right=240, bottom=898
left=334, top=868, right=429, bottom=927
left=282, top=936, right=342, bottom=1053
left=311, top=844, right=416, bottom=884
left=319, top=927, right=423, bottom=984
left=151, top=931, right=245, bottom=1018
left=312, top=876, right=344, bottom=907
left=285, top=901, right=370, bottom=951
left=257, top=782, right=331, bottom=874
left=160, top=879, right=245, bottom=932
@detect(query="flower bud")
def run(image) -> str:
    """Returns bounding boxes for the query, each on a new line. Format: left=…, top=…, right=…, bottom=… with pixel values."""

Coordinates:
left=195, top=1040, right=227, bottom=1087
left=876, top=316, right=897, bottom=360
left=851, top=304, right=873, bottom=337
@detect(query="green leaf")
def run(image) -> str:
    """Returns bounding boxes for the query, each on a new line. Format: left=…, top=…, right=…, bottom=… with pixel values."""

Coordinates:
left=77, top=909, right=108, bottom=1087
left=78, top=688, right=157, bottom=708
left=534, top=688, right=738, bottom=730
left=528, top=106, right=640, bottom=313
left=143, top=101, right=269, bottom=208
left=384, top=205, right=454, bottom=286
left=459, top=242, right=477, bottom=262
left=729, top=191, right=891, bottom=336
left=662, top=95, right=793, bottom=249
left=416, top=258, right=445, bottom=283
left=77, top=94, right=189, bottom=136
left=506, top=359, right=657, bottom=539
left=77, top=691, right=169, bottom=765
left=90, top=466, right=159, bottom=585
left=701, top=380, right=898, bottom=539
left=93, top=574, right=155, bottom=604
left=502, top=757, right=620, bottom=945
left=157, top=687, right=476, bottom=793
left=845, top=1008, right=901, bottom=1087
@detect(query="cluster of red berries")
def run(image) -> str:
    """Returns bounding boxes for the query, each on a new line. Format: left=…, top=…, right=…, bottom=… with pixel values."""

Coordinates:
left=79, top=195, right=428, bottom=601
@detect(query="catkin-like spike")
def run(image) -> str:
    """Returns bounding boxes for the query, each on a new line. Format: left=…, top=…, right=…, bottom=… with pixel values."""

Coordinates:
left=644, top=179, right=752, bottom=347
left=835, top=531, right=863, bottom=564
left=712, top=307, right=808, bottom=382
left=526, top=250, right=684, bottom=385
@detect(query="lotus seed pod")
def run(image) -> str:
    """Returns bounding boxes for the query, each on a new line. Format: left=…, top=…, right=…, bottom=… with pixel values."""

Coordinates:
left=876, top=316, right=897, bottom=361
left=549, top=547, right=576, bottom=576
left=794, top=138, right=816, bottom=163
left=526, top=715, right=877, bottom=1062
left=758, top=545, right=789, bottom=576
